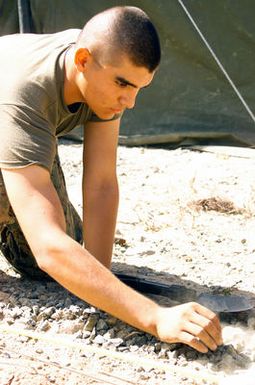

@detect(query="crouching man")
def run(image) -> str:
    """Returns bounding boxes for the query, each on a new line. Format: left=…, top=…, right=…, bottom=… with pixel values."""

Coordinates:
left=0, top=6, right=222, bottom=353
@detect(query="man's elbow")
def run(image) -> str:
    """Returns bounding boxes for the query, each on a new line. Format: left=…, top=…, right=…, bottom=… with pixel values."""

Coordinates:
left=32, top=235, right=68, bottom=275
left=85, top=178, right=119, bottom=198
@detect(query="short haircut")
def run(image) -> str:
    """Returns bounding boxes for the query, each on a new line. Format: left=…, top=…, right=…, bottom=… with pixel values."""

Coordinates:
left=77, top=6, right=161, bottom=72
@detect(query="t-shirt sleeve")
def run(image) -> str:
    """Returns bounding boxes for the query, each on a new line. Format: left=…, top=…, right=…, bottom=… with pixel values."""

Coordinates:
left=0, top=105, right=56, bottom=172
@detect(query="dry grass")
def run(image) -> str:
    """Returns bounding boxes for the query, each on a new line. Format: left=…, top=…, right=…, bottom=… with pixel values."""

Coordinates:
left=188, top=196, right=245, bottom=215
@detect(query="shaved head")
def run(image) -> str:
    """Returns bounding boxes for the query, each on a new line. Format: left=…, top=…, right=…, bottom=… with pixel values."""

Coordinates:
left=76, top=6, right=161, bottom=72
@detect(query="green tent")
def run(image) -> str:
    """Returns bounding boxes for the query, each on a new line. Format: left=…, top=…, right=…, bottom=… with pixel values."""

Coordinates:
left=1, top=0, right=254, bottom=146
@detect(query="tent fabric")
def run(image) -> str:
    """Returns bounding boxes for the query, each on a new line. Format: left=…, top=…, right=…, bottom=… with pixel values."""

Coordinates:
left=1, top=1, right=255, bottom=146
left=0, top=0, right=19, bottom=35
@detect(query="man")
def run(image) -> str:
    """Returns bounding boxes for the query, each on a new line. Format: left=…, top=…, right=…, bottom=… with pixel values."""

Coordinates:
left=0, top=6, right=222, bottom=353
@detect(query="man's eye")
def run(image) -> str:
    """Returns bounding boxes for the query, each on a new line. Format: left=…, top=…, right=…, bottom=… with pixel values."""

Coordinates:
left=116, top=81, right=127, bottom=88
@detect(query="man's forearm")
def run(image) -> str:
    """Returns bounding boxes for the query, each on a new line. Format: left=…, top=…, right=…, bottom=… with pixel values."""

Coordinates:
left=83, top=182, right=119, bottom=268
left=40, top=235, right=159, bottom=337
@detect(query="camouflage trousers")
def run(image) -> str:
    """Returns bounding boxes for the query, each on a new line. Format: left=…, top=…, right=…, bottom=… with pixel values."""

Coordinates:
left=0, top=152, right=83, bottom=280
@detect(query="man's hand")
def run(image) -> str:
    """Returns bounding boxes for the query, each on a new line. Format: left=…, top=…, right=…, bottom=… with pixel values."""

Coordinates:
left=155, top=302, right=223, bottom=353
left=1, top=166, right=222, bottom=354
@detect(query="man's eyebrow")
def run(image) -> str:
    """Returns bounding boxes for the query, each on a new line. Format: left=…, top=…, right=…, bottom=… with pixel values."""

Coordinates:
left=116, top=76, right=138, bottom=88
left=116, top=76, right=150, bottom=89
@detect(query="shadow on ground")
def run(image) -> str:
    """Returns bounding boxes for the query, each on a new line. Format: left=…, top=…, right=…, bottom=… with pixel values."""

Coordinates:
left=0, top=261, right=254, bottom=374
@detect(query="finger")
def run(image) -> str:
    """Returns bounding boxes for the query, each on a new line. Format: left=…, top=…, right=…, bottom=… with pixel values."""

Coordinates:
left=192, top=302, right=222, bottom=332
left=190, top=311, right=223, bottom=346
left=185, top=321, right=218, bottom=351
left=179, top=331, right=208, bottom=354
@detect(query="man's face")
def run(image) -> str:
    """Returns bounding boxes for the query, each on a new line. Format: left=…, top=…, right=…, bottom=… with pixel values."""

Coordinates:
left=76, top=52, right=155, bottom=120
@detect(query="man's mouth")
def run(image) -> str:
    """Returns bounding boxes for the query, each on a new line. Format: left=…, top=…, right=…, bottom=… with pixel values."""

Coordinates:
left=111, top=107, right=122, bottom=114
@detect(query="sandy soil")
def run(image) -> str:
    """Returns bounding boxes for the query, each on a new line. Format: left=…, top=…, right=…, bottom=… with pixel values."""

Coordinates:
left=1, top=141, right=255, bottom=384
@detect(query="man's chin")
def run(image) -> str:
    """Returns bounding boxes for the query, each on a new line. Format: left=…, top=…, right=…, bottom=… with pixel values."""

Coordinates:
left=95, top=110, right=116, bottom=120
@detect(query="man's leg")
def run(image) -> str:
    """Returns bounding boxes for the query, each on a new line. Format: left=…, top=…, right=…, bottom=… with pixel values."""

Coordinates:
left=0, top=152, right=83, bottom=280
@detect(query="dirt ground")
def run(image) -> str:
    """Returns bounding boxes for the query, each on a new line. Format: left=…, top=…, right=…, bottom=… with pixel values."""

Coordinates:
left=1, top=141, right=255, bottom=385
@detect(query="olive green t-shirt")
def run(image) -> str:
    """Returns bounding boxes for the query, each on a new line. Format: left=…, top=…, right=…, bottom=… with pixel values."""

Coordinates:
left=0, top=30, right=120, bottom=172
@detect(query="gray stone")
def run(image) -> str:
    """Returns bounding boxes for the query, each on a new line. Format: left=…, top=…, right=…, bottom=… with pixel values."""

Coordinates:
left=103, top=328, right=115, bottom=340
left=94, top=335, right=105, bottom=345
left=106, top=316, right=118, bottom=327
left=69, top=305, right=82, bottom=316
left=109, top=338, right=124, bottom=347
left=58, top=321, right=84, bottom=334
left=82, top=331, right=91, bottom=339
left=96, top=319, right=108, bottom=331
left=64, top=310, right=77, bottom=320
left=51, top=310, right=64, bottom=321
left=84, top=314, right=98, bottom=332
left=116, top=329, right=128, bottom=339
left=37, top=320, right=51, bottom=332
left=32, top=305, right=40, bottom=316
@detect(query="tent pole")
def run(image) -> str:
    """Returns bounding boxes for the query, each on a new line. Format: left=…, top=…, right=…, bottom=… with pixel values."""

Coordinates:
left=17, top=0, right=33, bottom=33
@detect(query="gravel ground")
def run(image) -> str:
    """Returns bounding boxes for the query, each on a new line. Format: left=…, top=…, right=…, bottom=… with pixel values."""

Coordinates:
left=0, top=141, right=255, bottom=384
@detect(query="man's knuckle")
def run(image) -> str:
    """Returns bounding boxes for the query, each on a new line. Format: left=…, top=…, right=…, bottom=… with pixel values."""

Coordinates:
left=187, top=302, right=198, bottom=312
left=197, top=327, right=205, bottom=337
left=205, top=319, right=213, bottom=329
left=188, top=335, right=199, bottom=345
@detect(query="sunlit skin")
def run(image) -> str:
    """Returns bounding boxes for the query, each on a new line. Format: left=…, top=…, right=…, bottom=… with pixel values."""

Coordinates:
left=64, top=47, right=155, bottom=119
left=0, top=4, right=223, bottom=354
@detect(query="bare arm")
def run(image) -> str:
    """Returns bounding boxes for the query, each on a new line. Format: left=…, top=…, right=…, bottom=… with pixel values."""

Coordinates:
left=1, top=165, right=158, bottom=333
left=82, top=119, right=120, bottom=268
left=1, top=165, right=222, bottom=353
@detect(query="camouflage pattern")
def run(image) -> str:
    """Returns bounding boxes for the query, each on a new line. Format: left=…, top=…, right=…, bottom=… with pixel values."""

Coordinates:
left=0, top=152, right=83, bottom=280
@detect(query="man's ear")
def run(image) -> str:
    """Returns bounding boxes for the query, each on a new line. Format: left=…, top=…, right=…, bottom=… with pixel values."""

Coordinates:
left=74, top=48, right=91, bottom=72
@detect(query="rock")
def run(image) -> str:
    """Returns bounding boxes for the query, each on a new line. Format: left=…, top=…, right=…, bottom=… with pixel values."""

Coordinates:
left=89, top=328, right=96, bottom=342
left=116, top=329, right=128, bottom=339
left=75, top=330, right=83, bottom=339
left=37, top=307, right=55, bottom=321
left=222, top=326, right=246, bottom=352
left=94, top=335, right=105, bottom=345
left=64, top=310, right=77, bottom=320
left=64, top=297, right=73, bottom=307
left=82, top=331, right=91, bottom=339
left=103, top=328, right=115, bottom=339
left=51, top=309, right=64, bottom=321
left=106, top=316, right=118, bottom=327
left=139, top=374, right=151, bottom=381
left=32, top=305, right=40, bottom=316
left=154, top=342, right=161, bottom=353
left=96, top=319, right=108, bottom=331
left=83, top=314, right=98, bottom=332
left=17, top=336, right=29, bottom=343
left=247, top=317, right=255, bottom=329
left=10, top=308, right=22, bottom=319
left=37, top=320, right=51, bottom=332
left=58, top=320, right=84, bottom=334
left=140, top=250, right=155, bottom=256
left=73, top=305, right=84, bottom=315
left=109, top=338, right=124, bottom=347
left=83, top=307, right=98, bottom=315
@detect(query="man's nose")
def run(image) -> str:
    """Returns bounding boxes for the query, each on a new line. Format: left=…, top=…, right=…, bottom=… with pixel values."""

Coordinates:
left=119, top=92, right=137, bottom=109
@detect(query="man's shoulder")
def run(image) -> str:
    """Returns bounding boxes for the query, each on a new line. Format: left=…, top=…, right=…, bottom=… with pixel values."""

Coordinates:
left=0, top=29, right=81, bottom=48
left=32, top=29, right=81, bottom=48
left=50, top=29, right=81, bottom=44
left=0, top=29, right=81, bottom=105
